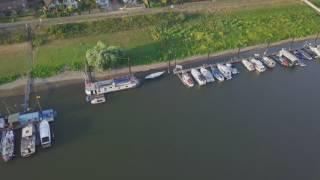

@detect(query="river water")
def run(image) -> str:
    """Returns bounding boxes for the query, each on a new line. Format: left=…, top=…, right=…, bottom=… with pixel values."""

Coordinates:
left=0, top=41, right=320, bottom=179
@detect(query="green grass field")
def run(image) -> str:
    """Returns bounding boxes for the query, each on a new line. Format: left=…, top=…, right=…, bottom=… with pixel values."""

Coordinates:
left=311, top=0, right=320, bottom=7
left=34, top=4, right=320, bottom=72
left=1, top=2, right=320, bottom=83
left=0, top=43, right=30, bottom=76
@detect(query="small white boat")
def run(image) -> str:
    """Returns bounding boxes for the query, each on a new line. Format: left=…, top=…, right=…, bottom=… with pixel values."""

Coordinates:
left=39, top=120, right=52, bottom=148
left=308, top=45, right=320, bottom=57
left=200, top=67, right=215, bottom=83
left=242, top=59, right=255, bottom=71
left=217, top=64, right=232, bottom=80
left=210, top=67, right=224, bottom=82
left=250, top=58, right=266, bottom=73
left=20, top=123, right=36, bottom=157
left=190, top=68, right=206, bottom=86
left=261, top=56, right=276, bottom=68
left=226, top=63, right=239, bottom=75
left=145, top=71, right=165, bottom=80
left=181, top=72, right=194, bottom=88
left=86, top=94, right=106, bottom=104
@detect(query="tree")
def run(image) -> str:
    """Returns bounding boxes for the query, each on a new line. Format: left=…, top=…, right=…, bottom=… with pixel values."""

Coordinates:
left=86, top=41, right=126, bottom=71
left=79, top=0, right=97, bottom=13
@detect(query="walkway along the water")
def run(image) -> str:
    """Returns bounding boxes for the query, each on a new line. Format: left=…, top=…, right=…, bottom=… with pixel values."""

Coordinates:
left=0, top=35, right=319, bottom=97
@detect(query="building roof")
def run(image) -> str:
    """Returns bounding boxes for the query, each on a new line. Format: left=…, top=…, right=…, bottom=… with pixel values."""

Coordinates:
left=43, top=0, right=54, bottom=6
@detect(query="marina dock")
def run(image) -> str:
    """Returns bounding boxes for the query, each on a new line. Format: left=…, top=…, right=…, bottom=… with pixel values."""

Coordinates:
left=172, top=44, right=315, bottom=87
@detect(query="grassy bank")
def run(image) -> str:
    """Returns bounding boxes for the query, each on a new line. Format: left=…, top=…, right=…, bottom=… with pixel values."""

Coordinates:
left=311, top=0, right=320, bottom=7
left=1, top=2, right=320, bottom=83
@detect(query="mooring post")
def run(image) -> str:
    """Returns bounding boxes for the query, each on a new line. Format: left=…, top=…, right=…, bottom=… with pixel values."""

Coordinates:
left=128, top=57, right=132, bottom=76
left=290, top=37, right=295, bottom=50
left=237, top=47, right=241, bottom=59
left=315, top=32, right=319, bottom=44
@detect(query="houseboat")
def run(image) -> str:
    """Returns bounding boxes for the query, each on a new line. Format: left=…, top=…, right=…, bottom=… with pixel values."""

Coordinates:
left=85, top=75, right=139, bottom=96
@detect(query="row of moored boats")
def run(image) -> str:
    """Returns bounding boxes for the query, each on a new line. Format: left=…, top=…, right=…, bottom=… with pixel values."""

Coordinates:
left=0, top=117, right=52, bottom=162
left=178, top=63, right=239, bottom=87
left=177, top=44, right=320, bottom=87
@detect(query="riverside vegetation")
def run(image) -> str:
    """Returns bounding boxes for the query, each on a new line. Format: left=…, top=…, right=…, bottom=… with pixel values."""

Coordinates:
left=0, top=3, right=320, bottom=85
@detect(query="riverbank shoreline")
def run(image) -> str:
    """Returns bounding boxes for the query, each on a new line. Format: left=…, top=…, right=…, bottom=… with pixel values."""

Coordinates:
left=0, top=35, right=317, bottom=98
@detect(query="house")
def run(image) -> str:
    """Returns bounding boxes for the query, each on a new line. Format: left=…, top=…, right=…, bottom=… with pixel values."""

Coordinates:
left=43, top=0, right=78, bottom=9
left=0, top=0, right=26, bottom=12
left=96, top=0, right=110, bottom=8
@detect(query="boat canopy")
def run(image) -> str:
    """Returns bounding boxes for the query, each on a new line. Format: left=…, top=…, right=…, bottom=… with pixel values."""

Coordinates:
left=8, top=113, right=20, bottom=125
left=22, top=125, right=33, bottom=137
left=39, top=121, right=50, bottom=138
left=19, top=112, right=39, bottom=124
left=40, top=109, right=55, bottom=122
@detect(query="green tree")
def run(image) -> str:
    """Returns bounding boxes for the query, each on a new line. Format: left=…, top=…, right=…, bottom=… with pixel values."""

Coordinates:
left=79, top=0, right=97, bottom=13
left=86, top=41, right=125, bottom=71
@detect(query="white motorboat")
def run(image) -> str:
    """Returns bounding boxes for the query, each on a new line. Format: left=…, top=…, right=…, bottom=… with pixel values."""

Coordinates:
left=1, top=130, right=14, bottom=162
left=241, top=59, right=255, bottom=71
left=226, top=63, right=239, bottom=74
left=190, top=68, right=206, bottom=86
left=217, top=64, right=232, bottom=80
left=250, top=58, right=266, bottom=73
left=181, top=72, right=195, bottom=88
left=210, top=67, right=224, bottom=82
left=261, top=56, right=276, bottom=68
left=145, top=71, right=165, bottom=80
left=39, top=120, right=52, bottom=148
left=308, top=45, right=320, bottom=57
left=200, top=67, right=215, bottom=83
left=20, top=123, right=36, bottom=157
left=86, top=94, right=106, bottom=104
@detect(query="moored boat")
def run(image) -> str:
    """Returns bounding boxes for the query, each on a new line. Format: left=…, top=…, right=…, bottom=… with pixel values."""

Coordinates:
left=20, top=123, right=36, bottom=157
left=217, top=64, right=232, bottom=80
left=200, top=67, right=215, bottom=83
left=250, top=58, right=266, bottom=72
left=241, top=59, right=255, bottom=71
left=294, top=49, right=313, bottom=61
left=261, top=56, right=276, bottom=68
left=226, top=63, right=239, bottom=75
left=86, top=94, right=106, bottom=104
left=85, top=75, right=140, bottom=96
left=1, top=130, right=14, bottom=162
left=181, top=72, right=195, bottom=88
left=210, top=67, right=224, bottom=82
left=145, top=71, right=165, bottom=80
left=39, top=120, right=52, bottom=148
left=190, top=68, right=206, bottom=86
left=308, top=44, right=320, bottom=57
